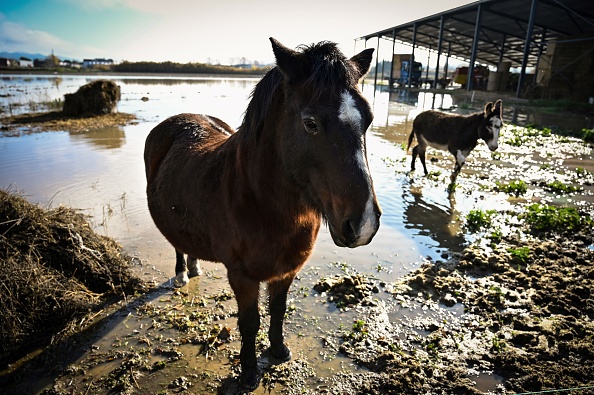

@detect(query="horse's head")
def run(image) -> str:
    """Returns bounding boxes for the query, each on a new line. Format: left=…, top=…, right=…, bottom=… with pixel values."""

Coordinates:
left=270, top=38, right=381, bottom=248
left=480, top=99, right=503, bottom=151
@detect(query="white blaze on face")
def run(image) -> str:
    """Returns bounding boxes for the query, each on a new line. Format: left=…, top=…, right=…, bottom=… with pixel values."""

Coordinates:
left=339, top=91, right=378, bottom=246
left=486, top=117, right=502, bottom=151
left=338, top=91, right=363, bottom=131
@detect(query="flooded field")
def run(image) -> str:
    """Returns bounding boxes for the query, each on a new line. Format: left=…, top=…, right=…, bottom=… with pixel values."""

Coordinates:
left=1, top=73, right=593, bottom=394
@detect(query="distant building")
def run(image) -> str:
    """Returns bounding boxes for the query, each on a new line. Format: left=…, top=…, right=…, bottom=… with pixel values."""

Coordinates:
left=18, top=57, right=33, bottom=68
left=61, top=60, right=82, bottom=69
left=0, top=58, right=13, bottom=68
left=82, top=58, right=114, bottom=68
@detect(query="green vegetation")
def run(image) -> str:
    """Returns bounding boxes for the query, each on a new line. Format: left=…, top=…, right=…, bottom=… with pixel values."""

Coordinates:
left=508, top=246, right=531, bottom=264
left=495, top=179, right=528, bottom=197
left=466, top=209, right=496, bottom=231
left=525, top=99, right=594, bottom=115
left=582, top=128, right=594, bottom=144
left=545, top=180, right=581, bottom=194
left=520, top=203, right=592, bottom=233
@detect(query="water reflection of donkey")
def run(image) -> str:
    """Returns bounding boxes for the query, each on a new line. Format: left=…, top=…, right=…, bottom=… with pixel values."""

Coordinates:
left=407, top=100, right=503, bottom=187
left=144, top=38, right=381, bottom=390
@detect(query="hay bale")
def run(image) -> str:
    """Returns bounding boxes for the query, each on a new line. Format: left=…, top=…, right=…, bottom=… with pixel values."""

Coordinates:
left=62, top=80, right=121, bottom=116
left=0, top=189, right=146, bottom=366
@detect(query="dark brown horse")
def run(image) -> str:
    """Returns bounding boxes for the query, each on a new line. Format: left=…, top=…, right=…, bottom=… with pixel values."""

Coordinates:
left=407, top=100, right=503, bottom=187
left=144, top=38, right=381, bottom=390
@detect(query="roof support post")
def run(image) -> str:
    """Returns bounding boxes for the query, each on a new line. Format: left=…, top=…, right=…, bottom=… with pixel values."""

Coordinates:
left=389, top=29, right=397, bottom=88
left=516, top=0, right=538, bottom=97
left=444, top=41, right=451, bottom=80
left=409, top=23, right=417, bottom=88
left=373, top=35, right=380, bottom=92
left=467, top=3, right=483, bottom=92
left=534, top=28, right=547, bottom=86
left=434, top=15, right=444, bottom=89
left=498, top=34, right=506, bottom=66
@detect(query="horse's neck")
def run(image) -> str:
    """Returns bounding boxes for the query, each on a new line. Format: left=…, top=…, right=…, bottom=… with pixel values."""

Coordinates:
left=235, top=100, right=307, bottom=213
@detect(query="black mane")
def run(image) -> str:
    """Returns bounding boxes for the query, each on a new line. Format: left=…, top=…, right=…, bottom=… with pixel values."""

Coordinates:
left=239, top=41, right=359, bottom=142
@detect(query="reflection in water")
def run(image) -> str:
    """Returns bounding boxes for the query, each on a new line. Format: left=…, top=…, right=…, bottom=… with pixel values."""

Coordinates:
left=402, top=183, right=466, bottom=254
left=69, top=126, right=126, bottom=149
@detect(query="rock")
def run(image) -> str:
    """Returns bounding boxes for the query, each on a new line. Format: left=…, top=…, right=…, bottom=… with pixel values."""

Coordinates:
left=63, top=80, right=121, bottom=116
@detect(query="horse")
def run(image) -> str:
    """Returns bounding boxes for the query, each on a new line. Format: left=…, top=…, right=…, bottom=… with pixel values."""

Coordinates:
left=144, top=38, right=381, bottom=390
left=407, top=99, right=503, bottom=187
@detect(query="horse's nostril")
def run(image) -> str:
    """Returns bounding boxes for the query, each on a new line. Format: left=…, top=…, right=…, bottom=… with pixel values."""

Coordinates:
left=343, top=219, right=357, bottom=239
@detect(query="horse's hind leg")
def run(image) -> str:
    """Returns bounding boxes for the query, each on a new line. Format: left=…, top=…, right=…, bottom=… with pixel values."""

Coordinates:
left=173, top=251, right=202, bottom=287
left=173, top=250, right=190, bottom=287
left=267, top=275, right=295, bottom=361
left=228, top=273, right=261, bottom=390
left=187, top=256, right=202, bottom=277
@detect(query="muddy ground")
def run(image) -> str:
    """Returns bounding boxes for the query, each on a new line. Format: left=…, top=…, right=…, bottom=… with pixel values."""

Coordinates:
left=1, top=114, right=594, bottom=394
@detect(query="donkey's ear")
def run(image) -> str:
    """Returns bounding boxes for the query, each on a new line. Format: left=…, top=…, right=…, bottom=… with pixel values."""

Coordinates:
left=270, top=37, right=301, bottom=80
left=493, top=99, right=503, bottom=116
left=484, top=101, right=494, bottom=116
left=350, top=48, right=375, bottom=79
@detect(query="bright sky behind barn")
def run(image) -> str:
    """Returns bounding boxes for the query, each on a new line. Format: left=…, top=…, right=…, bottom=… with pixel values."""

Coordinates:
left=1, top=0, right=472, bottom=65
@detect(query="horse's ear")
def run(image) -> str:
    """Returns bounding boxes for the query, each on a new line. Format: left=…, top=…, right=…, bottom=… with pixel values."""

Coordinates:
left=350, top=48, right=375, bottom=79
left=270, top=37, right=301, bottom=81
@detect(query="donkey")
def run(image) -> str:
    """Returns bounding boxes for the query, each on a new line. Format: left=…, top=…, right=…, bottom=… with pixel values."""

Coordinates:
left=407, top=100, right=503, bottom=185
left=144, top=38, right=381, bottom=390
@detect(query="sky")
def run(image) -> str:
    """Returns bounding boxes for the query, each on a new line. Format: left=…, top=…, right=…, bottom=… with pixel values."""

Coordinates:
left=1, top=0, right=473, bottom=65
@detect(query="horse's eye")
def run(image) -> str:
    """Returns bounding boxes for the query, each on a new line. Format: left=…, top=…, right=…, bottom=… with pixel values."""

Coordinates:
left=303, top=119, right=319, bottom=134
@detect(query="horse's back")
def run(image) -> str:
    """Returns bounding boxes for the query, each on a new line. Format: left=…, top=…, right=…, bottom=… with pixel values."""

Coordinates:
left=144, top=113, right=234, bottom=182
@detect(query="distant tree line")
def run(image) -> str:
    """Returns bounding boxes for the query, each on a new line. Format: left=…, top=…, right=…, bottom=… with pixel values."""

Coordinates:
left=112, top=61, right=268, bottom=75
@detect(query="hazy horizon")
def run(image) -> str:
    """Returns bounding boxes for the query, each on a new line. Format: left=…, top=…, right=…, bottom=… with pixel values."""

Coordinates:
left=1, top=0, right=474, bottom=66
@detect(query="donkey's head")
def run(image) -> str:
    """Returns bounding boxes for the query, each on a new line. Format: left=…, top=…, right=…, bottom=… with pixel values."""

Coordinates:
left=480, top=99, right=503, bottom=151
left=270, top=38, right=380, bottom=248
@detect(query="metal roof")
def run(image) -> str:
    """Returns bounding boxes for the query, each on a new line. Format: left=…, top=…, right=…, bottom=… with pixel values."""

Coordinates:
left=359, top=0, right=594, bottom=69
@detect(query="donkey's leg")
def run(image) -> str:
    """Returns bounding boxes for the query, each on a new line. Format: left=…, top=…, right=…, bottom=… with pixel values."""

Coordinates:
left=410, top=145, right=418, bottom=172
left=173, top=249, right=190, bottom=287
left=449, top=150, right=467, bottom=184
left=228, top=273, right=261, bottom=390
left=418, top=146, right=429, bottom=175
left=267, top=274, right=295, bottom=361
left=186, top=256, right=202, bottom=277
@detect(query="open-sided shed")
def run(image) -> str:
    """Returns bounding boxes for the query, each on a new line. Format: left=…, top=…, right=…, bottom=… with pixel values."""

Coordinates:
left=358, top=0, right=594, bottom=98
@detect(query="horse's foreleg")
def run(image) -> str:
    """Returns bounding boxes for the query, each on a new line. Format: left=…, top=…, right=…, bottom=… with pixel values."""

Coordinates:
left=173, top=250, right=189, bottom=287
left=267, top=275, right=295, bottom=361
left=228, top=273, right=261, bottom=390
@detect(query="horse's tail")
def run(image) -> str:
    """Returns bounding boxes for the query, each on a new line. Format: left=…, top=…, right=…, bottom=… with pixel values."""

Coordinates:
left=406, top=129, right=416, bottom=152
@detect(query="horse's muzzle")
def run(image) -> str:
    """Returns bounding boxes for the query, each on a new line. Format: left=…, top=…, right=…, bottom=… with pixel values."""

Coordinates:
left=331, top=207, right=381, bottom=248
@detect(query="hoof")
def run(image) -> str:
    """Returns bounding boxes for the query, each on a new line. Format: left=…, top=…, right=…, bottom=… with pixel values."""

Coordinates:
left=270, top=343, right=292, bottom=362
left=240, top=366, right=261, bottom=391
left=173, top=272, right=190, bottom=288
